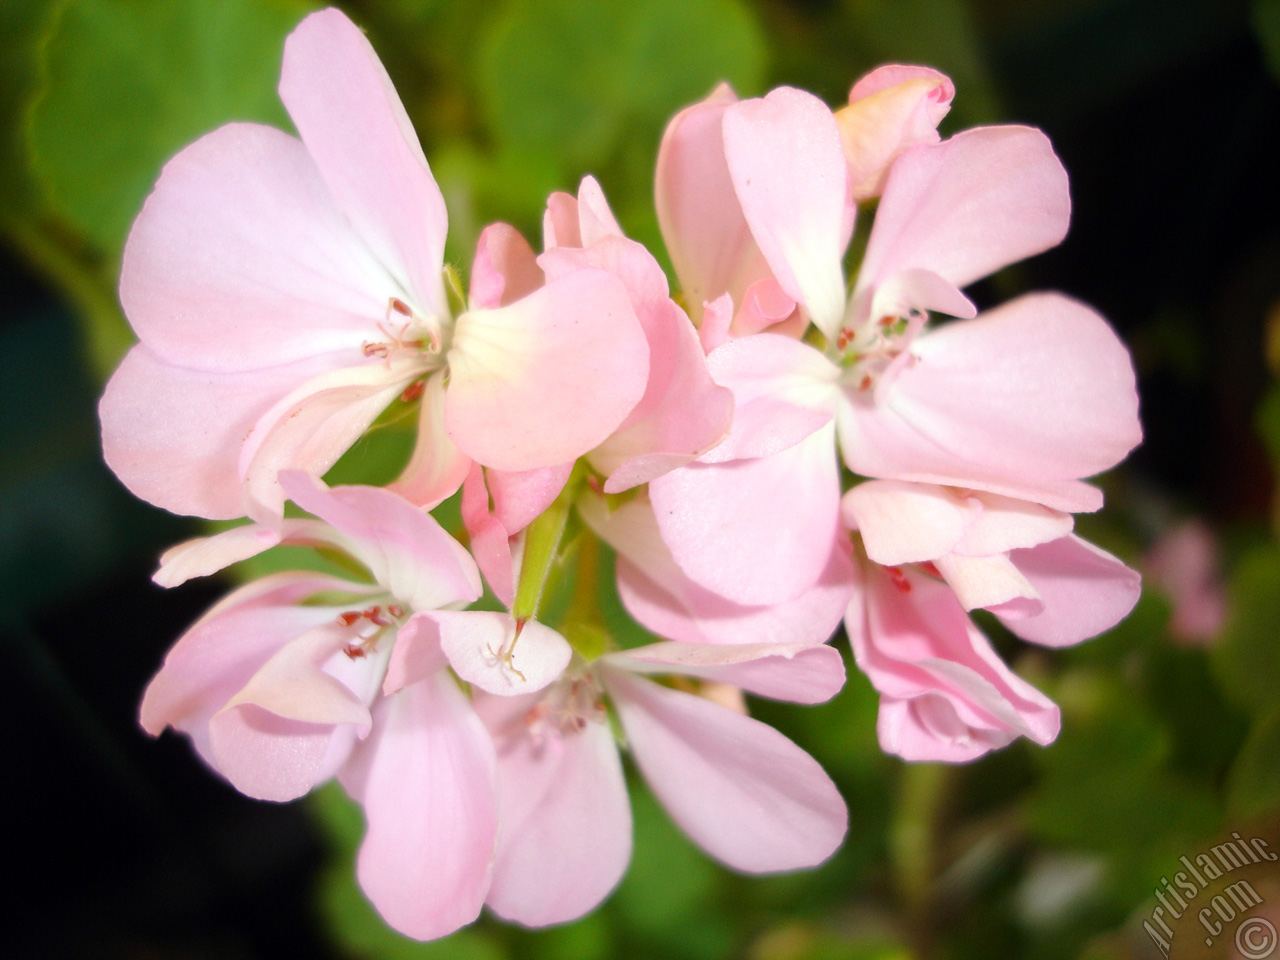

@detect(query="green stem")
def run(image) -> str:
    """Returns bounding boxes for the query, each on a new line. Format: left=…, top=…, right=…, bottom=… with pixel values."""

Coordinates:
left=890, top=761, right=951, bottom=944
left=511, top=463, right=583, bottom=622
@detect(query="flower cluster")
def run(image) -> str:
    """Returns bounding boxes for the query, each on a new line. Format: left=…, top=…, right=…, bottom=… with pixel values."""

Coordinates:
left=104, top=7, right=1142, bottom=940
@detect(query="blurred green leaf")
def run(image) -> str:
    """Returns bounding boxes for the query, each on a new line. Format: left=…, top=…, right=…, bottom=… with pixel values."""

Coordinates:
left=1226, top=705, right=1280, bottom=820
left=1254, top=0, right=1280, bottom=83
left=28, top=0, right=313, bottom=254
left=1211, top=544, right=1280, bottom=714
left=479, top=0, right=765, bottom=175
left=0, top=0, right=58, bottom=215
left=318, top=861, right=509, bottom=960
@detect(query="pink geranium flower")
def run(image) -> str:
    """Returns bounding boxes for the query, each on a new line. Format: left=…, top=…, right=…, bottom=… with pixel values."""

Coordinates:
left=648, top=78, right=1140, bottom=606
left=473, top=639, right=849, bottom=926
left=100, top=7, right=648, bottom=525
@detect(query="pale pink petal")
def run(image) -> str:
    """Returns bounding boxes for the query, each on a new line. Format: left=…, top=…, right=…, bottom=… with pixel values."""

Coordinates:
left=1144, top=520, right=1226, bottom=643
left=953, top=491, right=1073, bottom=556
left=119, top=123, right=385, bottom=371
left=461, top=463, right=514, bottom=606
left=865, top=268, right=976, bottom=324
left=580, top=492, right=852, bottom=647
left=595, top=298, right=734, bottom=489
left=446, top=270, right=648, bottom=470
left=208, top=622, right=376, bottom=801
left=542, top=191, right=581, bottom=250
left=426, top=611, right=571, bottom=696
left=605, top=641, right=845, bottom=704
left=732, top=277, right=799, bottom=337
left=575, top=175, right=626, bottom=245
left=469, top=222, right=544, bottom=310
left=650, top=423, right=841, bottom=605
left=240, top=361, right=420, bottom=523
left=838, top=65, right=953, bottom=201
left=603, top=668, right=847, bottom=872
left=99, top=345, right=341, bottom=520
left=934, top=552, right=1039, bottom=612
left=476, top=693, right=632, bottom=926
left=488, top=463, right=574, bottom=535
left=996, top=535, right=1142, bottom=646
left=723, top=87, right=850, bottom=338
left=698, top=293, right=735, bottom=354
left=842, top=480, right=970, bottom=565
left=340, top=671, right=497, bottom=941
left=140, top=573, right=351, bottom=739
left=699, top=333, right=840, bottom=463
left=856, top=125, right=1070, bottom=297
left=387, top=372, right=472, bottom=510
left=280, top=472, right=482, bottom=611
left=279, top=8, right=448, bottom=318
left=847, top=563, right=1059, bottom=761
left=152, top=519, right=322, bottom=587
left=837, top=293, right=1142, bottom=512
left=655, top=83, right=774, bottom=325
left=382, top=611, right=450, bottom=695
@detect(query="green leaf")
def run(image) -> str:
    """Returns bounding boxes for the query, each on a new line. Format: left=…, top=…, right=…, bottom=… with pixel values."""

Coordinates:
left=28, top=0, right=314, bottom=254
left=1226, top=705, right=1280, bottom=820
left=478, top=0, right=765, bottom=176
left=1254, top=0, right=1280, bottom=84
left=0, top=0, right=59, bottom=216
left=1210, top=544, right=1280, bottom=714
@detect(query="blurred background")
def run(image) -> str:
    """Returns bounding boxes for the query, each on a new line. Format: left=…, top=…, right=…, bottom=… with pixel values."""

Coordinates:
left=4, top=0, right=1280, bottom=957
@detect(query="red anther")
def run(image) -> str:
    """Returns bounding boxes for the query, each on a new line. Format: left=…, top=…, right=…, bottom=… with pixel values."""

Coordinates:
left=920, top=561, right=941, bottom=578
left=389, top=297, right=412, bottom=317
left=336, top=611, right=362, bottom=627
left=885, top=565, right=912, bottom=593
left=387, top=604, right=404, bottom=619
left=859, top=375, right=872, bottom=392
left=343, top=643, right=368, bottom=660
left=363, top=605, right=390, bottom=626
left=399, top=380, right=425, bottom=403
left=878, top=315, right=895, bottom=328
left=362, top=341, right=390, bottom=358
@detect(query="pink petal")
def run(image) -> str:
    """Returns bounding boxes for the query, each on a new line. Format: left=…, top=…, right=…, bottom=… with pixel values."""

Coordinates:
left=595, top=297, right=734, bottom=489
left=209, top=622, right=376, bottom=801
left=700, top=333, right=840, bottom=463
left=580, top=492, right=852, bottom=647
left=340, top=671, right=498, bottom=941
left=152, top=519, right=321, bottom=587
left=996, top=535, right=1142, bottom=646
left=934, top=552, right=1039, bottom=612
left=856, top=125, right=1070, bottom=297
left=382, top=611, right=450, bottom=696
left=842, top=480, right=971, bottom=565
left=605, top=640, right=845, bottom=705
left=99, top=345, right=340, bottom=520
left=837, top=65, right=953, bottom=201
left=119, top=123, right=385, bottom=371
left=655, top=83, right=774, bottom=326
left=650, top=423, right=841, bottom=605
left=469, top=222, right=544, bottom=311
left=723, top=87, right=850, bottom=338
left=445, top=269, right=648, bottom=471
left=488, top=463, right=575, bottom=535
left=426, top=611, right=571, bottom=696
left=240, top=361, right=420, bottom=523
left=847, top=563, right=1060, bottom=761
left=140, top=573, right=351, bottom=739
left=698, top=292, right=735, bottom=354
left=575, top=175, right=626, bottom=246
left=387, top=372, right=472, bottom=510
left=733, top=277, right=800, bottom=337
left=476, top=692, right=632, bottom=926
left=279, top=8, right=448, bottom=319
left=603, top=668, right=847, bottom=872
left=280, top=472, right=482, bottom=611
left=542, top=191, right=580, bottom=250
left=460, top=463, right=514, bottom=606
left=837, top=293, right=1142, bottom=512
left=864, top=268, right=976, bottom=325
